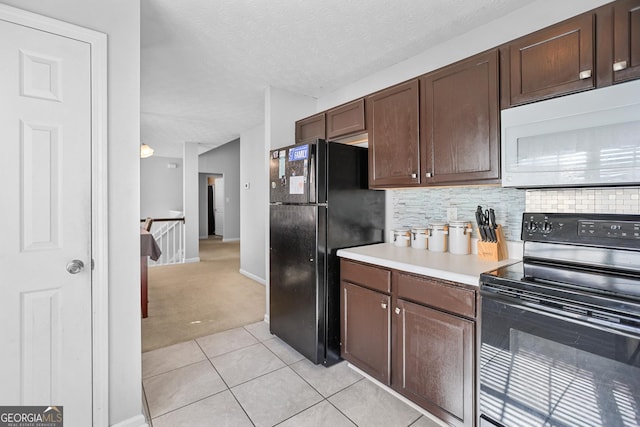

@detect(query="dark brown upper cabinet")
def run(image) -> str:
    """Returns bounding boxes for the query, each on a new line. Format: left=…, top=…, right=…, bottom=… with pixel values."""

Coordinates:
left=420, top=50, right=500, bottom=185
left=295, top=112, right=325, bottom=144
left=506, top=13, right=595, bottom=107
left=612, top=0, right=640, bottom=83
left=366, top=80, right=421, bottom=188
left=326, top=98, right=366, bottom=139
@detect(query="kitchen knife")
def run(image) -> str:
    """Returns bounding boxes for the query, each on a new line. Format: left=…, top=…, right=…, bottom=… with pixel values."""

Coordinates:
left=476, top=206, right=487, bottom=241
left=488, top=208, right=497, bottom=242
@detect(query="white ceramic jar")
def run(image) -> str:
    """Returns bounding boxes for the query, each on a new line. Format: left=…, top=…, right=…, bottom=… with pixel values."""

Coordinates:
left=449, top=221, right=473, bottom=255
left=428, top=222, right=449, bottom=252
left=410, top=227, right=429, bottom=249
left=392, top=228, right=411, bottom=247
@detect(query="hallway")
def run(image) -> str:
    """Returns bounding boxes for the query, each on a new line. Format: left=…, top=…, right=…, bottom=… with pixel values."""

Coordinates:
left=142, top=238, right=265, bottom=352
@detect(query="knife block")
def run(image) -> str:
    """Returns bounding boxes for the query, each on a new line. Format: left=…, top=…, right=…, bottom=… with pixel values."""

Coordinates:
left=477, top=225, right=508, bottom=261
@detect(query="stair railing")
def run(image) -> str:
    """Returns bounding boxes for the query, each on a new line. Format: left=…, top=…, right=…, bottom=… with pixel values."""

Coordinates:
left=140, top=217, right=186, bottom=266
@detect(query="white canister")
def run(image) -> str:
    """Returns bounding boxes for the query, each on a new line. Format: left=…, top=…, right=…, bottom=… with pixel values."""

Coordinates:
left=392, top=228, right=411, bottom=247
left=449, top=221, right=473, bottom=255
left=410, top=227, right=429, bottom=249
left=428, top=222, right=449, bottom=252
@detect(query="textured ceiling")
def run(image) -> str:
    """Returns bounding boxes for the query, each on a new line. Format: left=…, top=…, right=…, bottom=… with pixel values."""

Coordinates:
left=141, top=0, right=531, bottom=157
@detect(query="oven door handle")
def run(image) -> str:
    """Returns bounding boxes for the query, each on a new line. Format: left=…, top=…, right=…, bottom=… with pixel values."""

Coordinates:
left=481, top=288, right=640, bottom=340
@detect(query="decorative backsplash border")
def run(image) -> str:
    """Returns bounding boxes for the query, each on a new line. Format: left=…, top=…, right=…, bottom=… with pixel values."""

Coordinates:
left=391, top=186, right=640, bottom=243
left=526, top=187, right=640, bottom=214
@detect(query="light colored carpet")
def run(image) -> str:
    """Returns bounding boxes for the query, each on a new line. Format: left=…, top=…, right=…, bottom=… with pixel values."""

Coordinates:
left=142, top=238, right=266, bottom=352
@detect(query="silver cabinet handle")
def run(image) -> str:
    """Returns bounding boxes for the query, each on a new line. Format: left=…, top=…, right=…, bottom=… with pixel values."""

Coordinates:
left=613, top=61, right=628, bottom=71
left=425, top=172, right=432, bottom=178
left=66, top=259, right=85, bottom=274
left=381, top=302, right=387, bottom=309
left=579, top=70, right=592, bottom=80
left=395, top=307, right=401, bottom=315
left=411, top=173, right=417, bottom=179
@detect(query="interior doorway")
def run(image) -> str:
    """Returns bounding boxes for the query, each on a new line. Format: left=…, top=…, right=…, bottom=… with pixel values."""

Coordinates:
left=207, top=174, right=224, bottom=237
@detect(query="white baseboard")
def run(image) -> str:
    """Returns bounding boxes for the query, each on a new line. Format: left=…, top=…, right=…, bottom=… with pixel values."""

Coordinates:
left=239, top=269, right=266, bottom=285
left=222, top=237, right=240, bottom=242
left=199, top=235, right=208, bottom=240
left=110, top=414, right=148, bottom=427
left=346, top=363, right=448, bottom=427
left=184, top=257, right=200, bottom=264
left=263, top=314, right=270, bottom=323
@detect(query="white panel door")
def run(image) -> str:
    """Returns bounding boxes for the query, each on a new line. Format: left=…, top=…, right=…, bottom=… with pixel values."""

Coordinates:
left=0, top=18, right=93, bottom=425
left=214, top=177, right=225, bottom=237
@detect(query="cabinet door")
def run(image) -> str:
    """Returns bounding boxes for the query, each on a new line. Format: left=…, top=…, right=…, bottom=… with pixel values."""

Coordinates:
left=326, top=98, right=366, bottom=139
left=340, top=281, right=391, bottom=385
left=295, top=113, right=325, bottom=144
left=421, top=51, right=499, bottom=185
left=367, top=80, right=420, bottom=188
left=613, top=0, right=640, bottom=83
left=509, top=13, right=595, bottom=106
left=394, top=299, right=474, bottom=427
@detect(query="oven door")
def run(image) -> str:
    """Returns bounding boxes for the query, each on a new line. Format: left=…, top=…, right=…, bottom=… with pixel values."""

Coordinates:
left=480, top=284, right=640, bottom=427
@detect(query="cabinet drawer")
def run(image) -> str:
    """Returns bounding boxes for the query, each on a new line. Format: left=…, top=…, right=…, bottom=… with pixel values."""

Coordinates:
left=341, top=260, right=391, bottom=294
left=396, top=273, right=475, bottom=319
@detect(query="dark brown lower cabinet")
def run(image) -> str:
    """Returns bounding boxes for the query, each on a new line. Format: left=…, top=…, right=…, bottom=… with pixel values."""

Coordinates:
left=340, top=280, right=391, bottom=385
left=394, top=299, right=474, bottom=426
left=340, top=259, right=477, bottom=427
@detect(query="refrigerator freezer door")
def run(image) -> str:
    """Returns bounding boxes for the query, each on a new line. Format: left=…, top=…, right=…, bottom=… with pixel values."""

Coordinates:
left=269, top=204, right=324, bottom=363
left=269, top=143, right=316, bottom=204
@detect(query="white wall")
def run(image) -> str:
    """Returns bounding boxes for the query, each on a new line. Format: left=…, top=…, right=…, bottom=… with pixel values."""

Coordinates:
left=140, top=156, right=183, bottom=219
left=0, top=0, right=142, bottom=425
left=199, top=139, right=241, bottom=241
left=240, top=124, right=266, bottom=283
left=183, top=142, right=200, bottom=262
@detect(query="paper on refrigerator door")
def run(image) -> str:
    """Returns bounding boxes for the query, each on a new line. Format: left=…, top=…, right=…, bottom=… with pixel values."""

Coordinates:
left=289, top=175, right=305, bottom=194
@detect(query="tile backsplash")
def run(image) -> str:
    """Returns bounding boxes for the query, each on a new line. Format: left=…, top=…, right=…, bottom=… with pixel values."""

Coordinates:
left=391, top=186, right=640, bottom=242
left=390, top=186, right=525, bottom=241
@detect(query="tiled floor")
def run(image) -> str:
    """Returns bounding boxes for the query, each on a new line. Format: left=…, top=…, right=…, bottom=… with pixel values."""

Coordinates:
left=142, top=321, right=446, bottom=427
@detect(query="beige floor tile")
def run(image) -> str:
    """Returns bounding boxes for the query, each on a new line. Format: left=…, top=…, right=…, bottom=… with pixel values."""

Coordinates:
left=328, top=379, right=421, bottom=427
left=291, top=359, right=363, bottom=397
left=277, top=400, right=356, bottom=427
left=410, top=415, right=449, bottom=427
left=232, top=366, right=323, bottom=427
left=196, top=327, right=258, bottom=358
left=211, top=342, right=285, bottom=387
left=152, top=390, right=252, bottom=427
left=142, top=339, right=206, bottom=378
left=244, top=321, right=273, bottom=341
left=263, top=336, right=306, bottom=365
left=143, top=360, right=226, bottom=418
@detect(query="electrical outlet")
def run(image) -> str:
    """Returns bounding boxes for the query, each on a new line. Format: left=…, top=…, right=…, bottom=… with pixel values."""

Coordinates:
left=447, top=208, right=458, bottom=221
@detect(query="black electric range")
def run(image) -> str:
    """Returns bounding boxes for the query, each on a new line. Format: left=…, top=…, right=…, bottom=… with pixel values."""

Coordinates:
left=479, top=213, right=640, bottom=427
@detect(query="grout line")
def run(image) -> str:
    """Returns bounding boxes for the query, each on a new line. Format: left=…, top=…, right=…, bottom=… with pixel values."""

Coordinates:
left=149, top=389, right=230, bottom=422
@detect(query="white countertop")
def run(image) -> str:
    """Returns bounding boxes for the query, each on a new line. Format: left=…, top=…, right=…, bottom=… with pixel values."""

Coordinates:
left=337, top=243, right=519, bottom=287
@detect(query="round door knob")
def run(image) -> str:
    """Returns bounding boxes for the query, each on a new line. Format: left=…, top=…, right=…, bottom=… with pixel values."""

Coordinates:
left=66, top=259, right=85, bottom=274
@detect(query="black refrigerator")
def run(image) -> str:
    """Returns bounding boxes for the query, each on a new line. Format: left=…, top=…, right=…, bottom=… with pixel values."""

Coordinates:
left=269, top=139, right=385, bottom=366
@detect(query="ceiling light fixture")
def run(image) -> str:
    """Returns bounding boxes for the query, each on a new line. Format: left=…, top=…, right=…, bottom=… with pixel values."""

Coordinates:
left=140, top=143, right=154, bottom=158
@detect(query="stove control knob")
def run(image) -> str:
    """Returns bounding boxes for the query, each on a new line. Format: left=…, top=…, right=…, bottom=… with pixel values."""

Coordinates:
left=542, top=221, right=552, bottom=233
left=526, top=221, right=537, bottom=233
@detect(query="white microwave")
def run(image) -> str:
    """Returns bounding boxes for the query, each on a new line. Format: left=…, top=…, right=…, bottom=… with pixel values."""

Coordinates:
left=501, top=79, right=640, bottom=188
